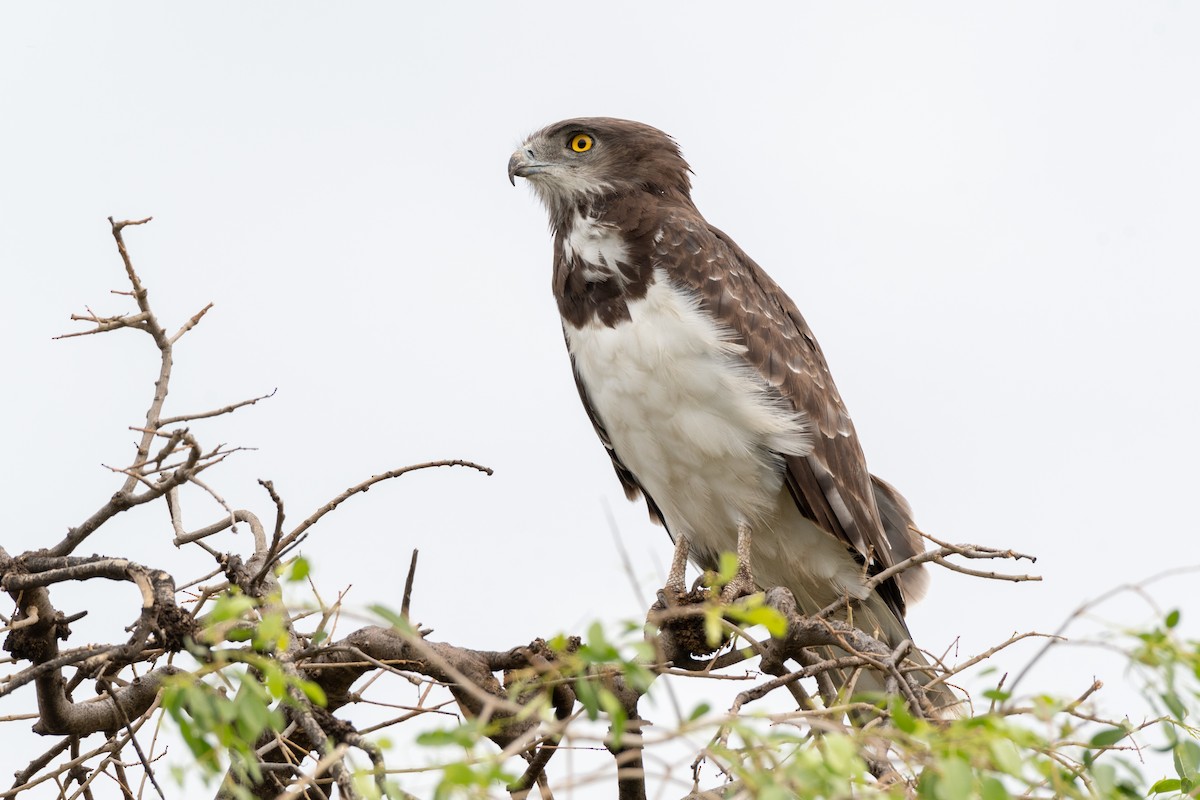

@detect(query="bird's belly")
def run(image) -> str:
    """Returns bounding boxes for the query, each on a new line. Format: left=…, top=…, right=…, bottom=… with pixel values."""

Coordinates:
left=565, top=273, right=813, bottom=559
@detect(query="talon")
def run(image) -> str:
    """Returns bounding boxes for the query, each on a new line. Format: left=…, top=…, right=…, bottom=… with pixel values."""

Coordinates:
left=719, top=521, right=758, bottom=603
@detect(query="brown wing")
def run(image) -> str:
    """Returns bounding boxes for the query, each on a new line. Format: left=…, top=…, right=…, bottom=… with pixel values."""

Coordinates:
left=566, top=337, right=670, bottom=533
left=659, top=210, right=921, bottom=616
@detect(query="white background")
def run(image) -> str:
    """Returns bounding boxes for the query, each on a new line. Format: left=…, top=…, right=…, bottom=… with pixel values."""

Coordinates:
left=2, top=3, right=1198, bottom=796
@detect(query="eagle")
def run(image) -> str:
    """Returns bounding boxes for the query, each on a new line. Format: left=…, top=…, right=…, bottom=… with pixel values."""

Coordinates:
left=509, top=117, right=949, bottom=711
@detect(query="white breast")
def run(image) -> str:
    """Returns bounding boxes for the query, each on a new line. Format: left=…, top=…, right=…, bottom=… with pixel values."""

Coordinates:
left=565, top=269, right=872, bottom=605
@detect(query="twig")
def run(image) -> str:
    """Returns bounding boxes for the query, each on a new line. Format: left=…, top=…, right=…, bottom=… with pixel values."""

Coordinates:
left=278, top=460, right=494, bottom=551
left=249, top=478, right=286, bottom=587
left=168, top=302, right=213, bottom=344
left=101, top=683, right=166, bottom=800
left=158, top=389, right=276, bottom=426
left=401, top=549, right=419, bottom=619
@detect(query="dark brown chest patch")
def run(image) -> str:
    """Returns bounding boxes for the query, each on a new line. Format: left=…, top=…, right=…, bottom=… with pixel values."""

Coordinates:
left=551, top=193, right=680, bottom=328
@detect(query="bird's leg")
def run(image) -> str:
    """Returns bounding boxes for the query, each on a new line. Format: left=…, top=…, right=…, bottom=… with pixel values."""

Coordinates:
left=665, top=534, right=690, bottom=597
left=720, top=520, right=758, bottom=603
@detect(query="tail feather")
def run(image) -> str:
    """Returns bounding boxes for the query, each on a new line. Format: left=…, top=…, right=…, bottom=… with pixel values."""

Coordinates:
left=829, top=591, right=961, bottom=718
left=870, top=474, right=930, bottom=607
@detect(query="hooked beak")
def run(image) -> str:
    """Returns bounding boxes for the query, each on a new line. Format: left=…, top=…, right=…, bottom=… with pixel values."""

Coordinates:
left=507, top=149, right=549, bottom=185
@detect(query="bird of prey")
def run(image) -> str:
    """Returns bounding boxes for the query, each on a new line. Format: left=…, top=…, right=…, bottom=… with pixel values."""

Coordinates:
left=509, top=117, right=947, bottom=710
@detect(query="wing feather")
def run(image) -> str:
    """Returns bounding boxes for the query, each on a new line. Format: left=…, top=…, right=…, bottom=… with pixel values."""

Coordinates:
left=660, top=212, right=921, bottom=615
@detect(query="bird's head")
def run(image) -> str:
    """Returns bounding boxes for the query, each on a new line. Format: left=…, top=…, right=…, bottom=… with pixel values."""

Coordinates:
left=508, top=117, right=693, bottom=228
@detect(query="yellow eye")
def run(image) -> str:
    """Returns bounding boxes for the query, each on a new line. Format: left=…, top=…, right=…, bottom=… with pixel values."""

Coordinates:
left=570, top=134, right=593, bottom=153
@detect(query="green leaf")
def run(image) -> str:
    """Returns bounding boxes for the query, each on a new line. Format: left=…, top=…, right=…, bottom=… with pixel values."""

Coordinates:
left=1031, top=694, right=1061, bottom=721
left=621, top=661, right=655, bottom=694
left=286, top=556, right=310, bottom=582
left=1150, top=778, right=1181, bottom=794
left=1091, top=762, right=1117, bottom=795
left=716, top=552, right=739, bottom=585
left=1090, top=726, right=1129, bottom=748
left=232, top=683, right=271, bottom=735
left=703, top=606, right=725, bottom=649
left=178, top=719, right=218, bottom=765
left=821, top=734, right=861, bottom=775
left=261, top=662, right=287, bottom=700
left=297, top=678, right=327, bottom=707
left=417, top=724, right=481, bottom=748
left=688, top=702, right=711, bottom=722
left=254, top=611, right=288, bottom=652
left=727, top=602, right=788, bottom=638
left=989, top=737, right=1024, bottom=775
left=547, top=633, right=569, bottom=652
left=599, top=688, right=627, bottom=747
left=210, top=591, right=256, bottom=622
left=917, top=767, right=940, bottom=799
left=891, top=697, right=918, bottom=734
left=438, top=761, right=477, bottom=789
left=584, top=621, right=620, bottom=659
left=1166, top=609, right=1181, bottom=629
left=369, top=604, right=414, bottom=633
left=982, top=688, right=1012, bottom=702
left=1162, top=690, right=1188, bottom=721
left=575, top=677, right=600, bottom=719
left=935, top=756, right=973, bottom=800
left=628, top=640, right=656, bottom=667
left=1174, top=740, right=1200, bottom=783
left=586, top=621, right=606, bottom=649
left=980, top=776, right=1009, bottom=800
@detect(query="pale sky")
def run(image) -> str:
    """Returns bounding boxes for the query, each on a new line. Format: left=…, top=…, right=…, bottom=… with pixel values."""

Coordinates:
left=2, top=3, right=1198, bottom=795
